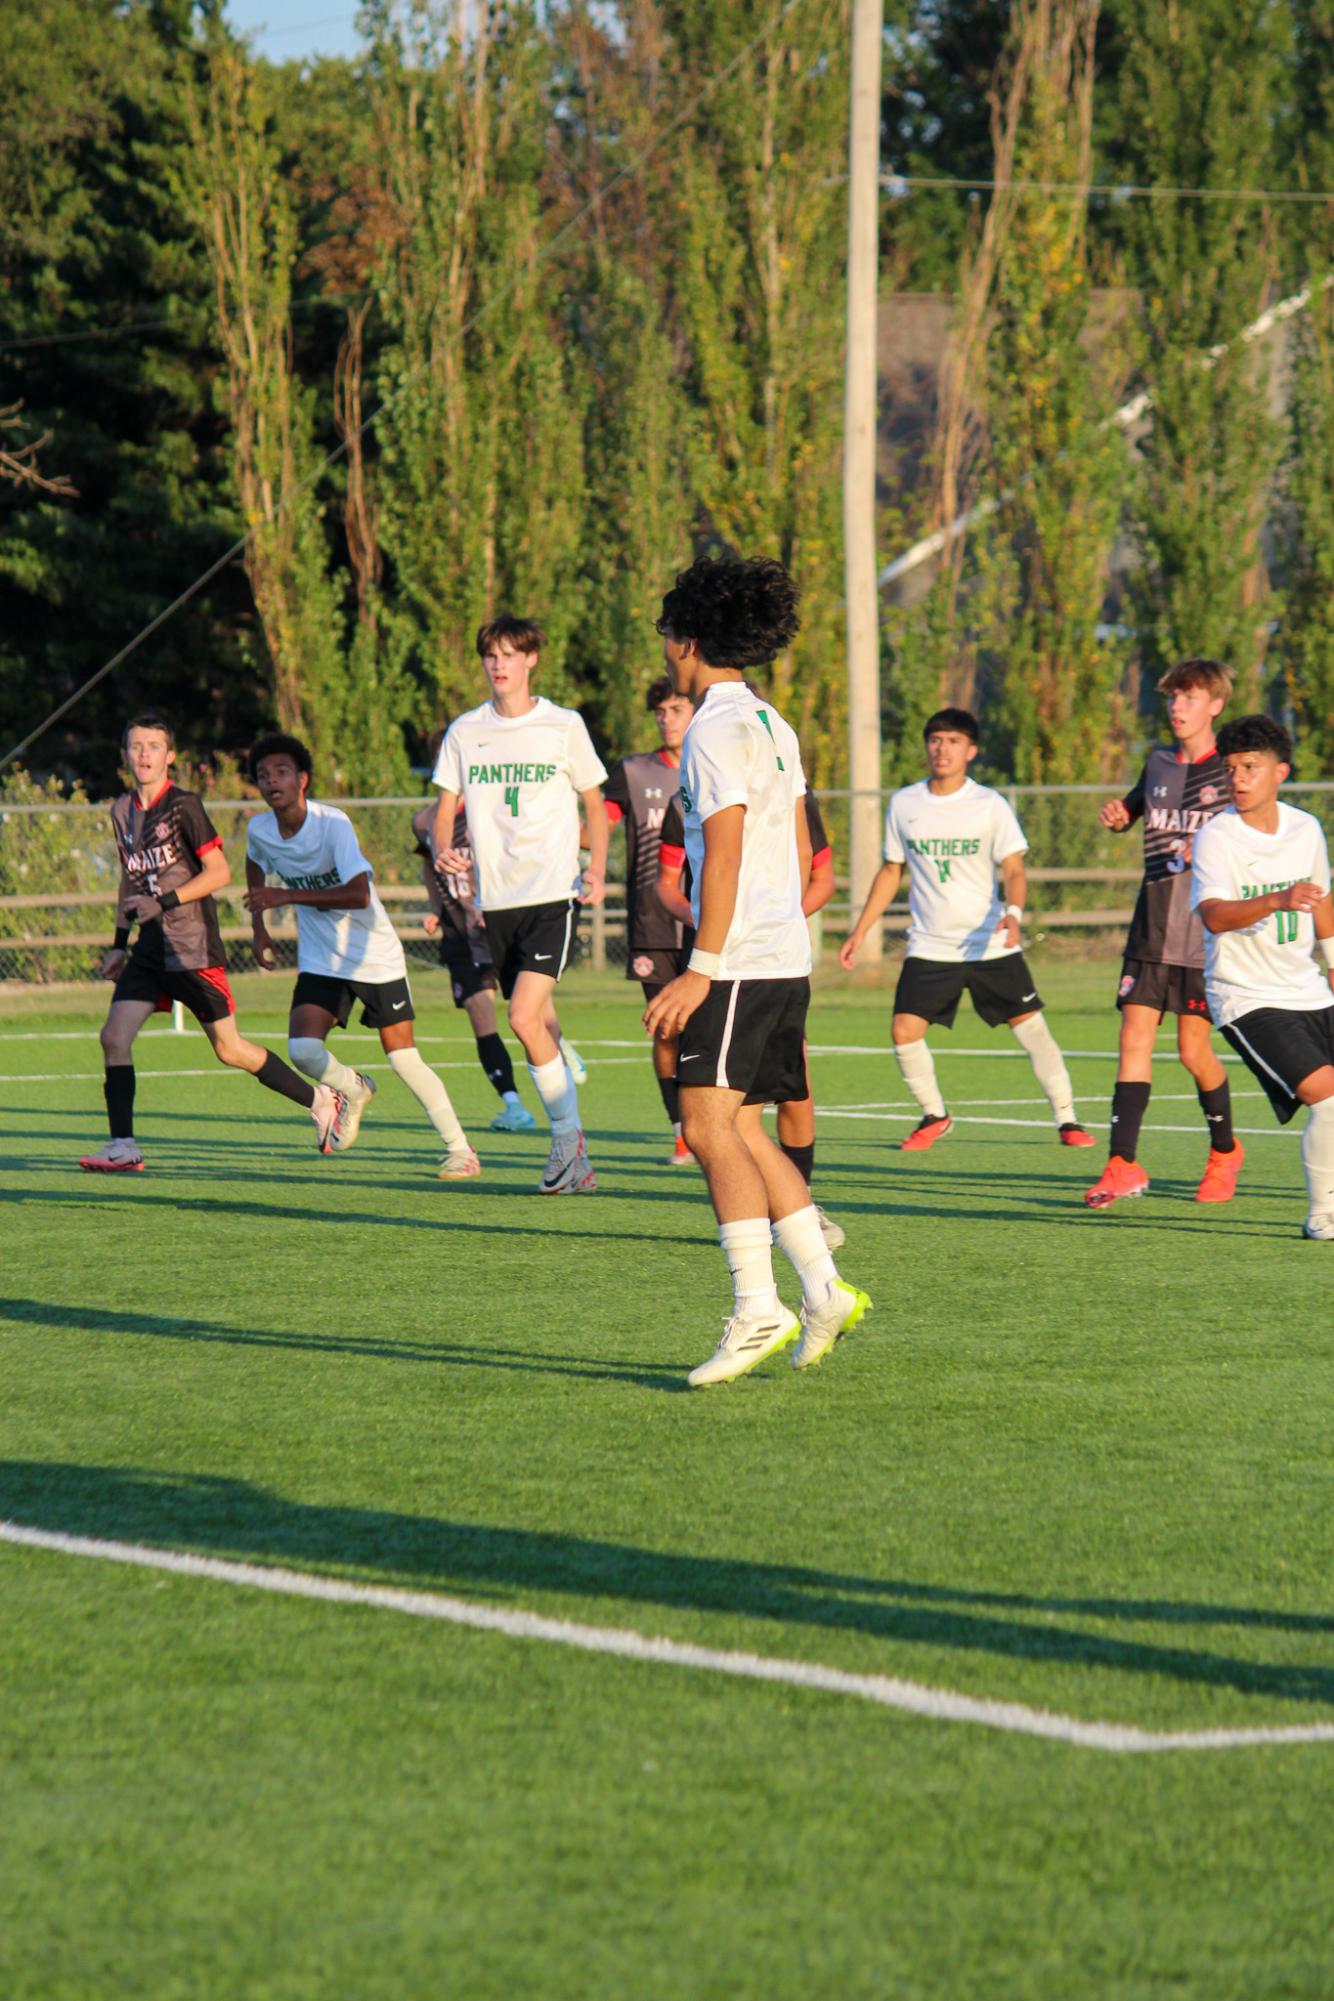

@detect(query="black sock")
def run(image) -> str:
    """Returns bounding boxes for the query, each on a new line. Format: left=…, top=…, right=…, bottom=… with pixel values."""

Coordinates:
left=656, top=1074, right=681, bottom=1127
left=1198, top=1080, right=1235, bottom=1153
left=256, top=1050, right=315, bottom=1109
left=104, top=1064, right=135, bottom=1139
left=780, top=1139, right=816, bottom=1186
left=477, top=1032, right=516, bottom=1098
left=1109, top=1081, right=1150, bottom=1162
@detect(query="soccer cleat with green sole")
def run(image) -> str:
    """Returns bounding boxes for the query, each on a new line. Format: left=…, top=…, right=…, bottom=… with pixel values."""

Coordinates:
left=792, top=1280, right=872, bottom=1371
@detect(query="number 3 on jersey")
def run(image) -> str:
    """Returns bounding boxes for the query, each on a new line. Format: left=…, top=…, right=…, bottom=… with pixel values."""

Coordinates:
left=504, top=783, right=520, bottom=817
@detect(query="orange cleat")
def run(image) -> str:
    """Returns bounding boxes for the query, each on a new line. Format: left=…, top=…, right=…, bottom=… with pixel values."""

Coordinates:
left=1195, top=1140, right=1244, bottom=1204
left=1084, top=1155, right=1149, bottom=1209
left=901, top=1113, right=953, bottom=1151
left=1058, top=1123, right=1096, bottom=1147
left=671, top=1131, right=695, bottom=1165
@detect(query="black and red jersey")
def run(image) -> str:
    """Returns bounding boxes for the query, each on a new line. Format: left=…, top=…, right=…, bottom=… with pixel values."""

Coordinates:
left=659, top=790, right=830, bottom=885
left=604, top=749, right=684, bottom=952
left=1121, top=745, right=1232, bottom=967
left=110, top=782, right=226, bottom=971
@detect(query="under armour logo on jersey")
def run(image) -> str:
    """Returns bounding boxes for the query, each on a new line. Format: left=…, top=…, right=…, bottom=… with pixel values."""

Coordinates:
left=645, top=786, right=664, bottom=799
left=1153, top=785, right=1168, bottom=797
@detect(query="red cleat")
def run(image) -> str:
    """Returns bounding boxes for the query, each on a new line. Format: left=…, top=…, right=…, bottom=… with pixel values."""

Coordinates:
left=1195, top=1140, right=1244, bottom=1203
left=901, top=1113, right=953, bottom=1152
left=1058, top=1123, right=1096, bottom=1147
left=1084, top=1156, right=1149, bottom=1209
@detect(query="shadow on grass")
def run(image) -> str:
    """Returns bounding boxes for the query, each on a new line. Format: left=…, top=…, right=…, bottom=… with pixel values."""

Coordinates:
left=0, top=1299, right=688, bottom=1393
left=2, top=1459, right=1332, bottom=1708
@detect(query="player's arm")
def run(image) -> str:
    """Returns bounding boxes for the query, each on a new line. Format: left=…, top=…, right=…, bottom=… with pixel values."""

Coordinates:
left=803, top=846, right=835, bottom=917
left=432, top=788, right=468, bottom=876
left=100, top=866, right=135, bottom=980
left=122, top=843, right=230, bottom=922
left=643, top=804, right=745, bottom=1038
left=655, top=853, right=694, bottom=926
left=1314, top=889, right=1334, bottom=993
left=996, top=850, right=1026, bottom=948
left=245, top=872, right=373, bottom=914
left=1197, top=883, right=1326, bottom=933
left=245, top=855, right=279, bottom=969
left=579, top=784, right=608, bottom=905
left=840, top=860, right=902, bottom=969
left=1100, top=767, right=1144, bottom=833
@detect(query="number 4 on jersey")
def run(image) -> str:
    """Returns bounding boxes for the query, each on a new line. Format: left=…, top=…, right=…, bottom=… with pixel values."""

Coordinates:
left=504, top=784, right=520, bottom=817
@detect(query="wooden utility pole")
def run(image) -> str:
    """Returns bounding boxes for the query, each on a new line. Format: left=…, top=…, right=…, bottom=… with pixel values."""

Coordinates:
left=843, top=0, right=884, bottom=956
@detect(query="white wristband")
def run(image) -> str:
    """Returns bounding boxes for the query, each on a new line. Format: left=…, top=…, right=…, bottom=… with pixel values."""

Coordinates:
left=1005, top=904, right=1024, bottom=923
left=688, top=948, right=721, bottom=978
left=1319, top=937, right=1334, bottom=970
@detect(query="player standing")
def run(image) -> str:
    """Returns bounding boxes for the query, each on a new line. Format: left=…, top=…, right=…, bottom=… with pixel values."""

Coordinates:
left=1084, top=658, right=1240, bottom=1209
left=644, top=555, right=870, bottom=1386
left=1190, top=715, right=1334, bottom=1238
left=245, top=734, right=479, bottom=1179
left=603, top=675, right=694, bottom=1159
left=840, top=709, right=1092, bottom=1149
left=431, top=615, right=608, bottom=1194
left=79, top=714, right=349, bottom=1171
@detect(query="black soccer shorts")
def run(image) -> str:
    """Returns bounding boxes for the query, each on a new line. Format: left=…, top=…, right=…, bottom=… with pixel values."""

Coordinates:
left=291, top=970, right=415, bottom=1031
left=676, top=976, right=810, bottom=1104
left=113, top=957, right=235, bottom=1024
left=1223, top=1005, right=1334, bottom=1125
left=893, top=953, right=1042, bottom=1030
left=1116, top=957, right=1210, bottom=1018
left=437, top=926, right=499, bottom=1008
left=482, top=899, right=580, bottom=998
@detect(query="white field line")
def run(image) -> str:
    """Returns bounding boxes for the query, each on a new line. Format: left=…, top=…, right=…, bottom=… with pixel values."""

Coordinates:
left=2, top=1522, right=1330, bottom=1756
left=0, top=1058, right=647, bottom=1087
left=820, top=1107, right=1289, bottom=1138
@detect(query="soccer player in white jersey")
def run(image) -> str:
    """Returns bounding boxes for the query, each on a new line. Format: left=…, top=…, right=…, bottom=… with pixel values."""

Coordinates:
left=644, top=556, right=870, bottom=1386
left=840, top=708, right=1092, bottom=1149
left=1190, top=714, right=1334, bottom=1238
left=431, top=614, right=608, bottom=1194
left=244, top=734, right=480, bottom=1179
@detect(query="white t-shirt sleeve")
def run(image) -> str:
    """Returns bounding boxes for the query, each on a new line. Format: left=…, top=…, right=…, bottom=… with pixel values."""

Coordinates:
left=329, top=812, right=373, bottom=884
left=689, top=718, right=752, bottom=821
left=1189, top=822, right=1233, bottom=910
left=245, top=820, right=269, bottom=870
left=990, top=795, right=1028, bottom=862
left=567, top=714, right=608, bottom=792
left=1310, top=824, right=1332, bottom=896
left=883, top=797, right=906, bottom=865
left=432, top=727, right=465, bottom=795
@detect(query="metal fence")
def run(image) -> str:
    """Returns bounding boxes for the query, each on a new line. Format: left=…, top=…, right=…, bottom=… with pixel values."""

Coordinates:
left=6, top=784, right=1334, bottom=984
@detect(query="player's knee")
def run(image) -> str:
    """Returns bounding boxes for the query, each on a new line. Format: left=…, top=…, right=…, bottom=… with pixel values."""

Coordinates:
left=891, top=1019, right=923, bottom=1047
left=99, top=1021, right=127, bottom=1061
left=287, top=1035, right=326, bottom=1078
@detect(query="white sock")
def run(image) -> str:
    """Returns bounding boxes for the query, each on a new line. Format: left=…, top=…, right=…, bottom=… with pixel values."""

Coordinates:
left=895, top=1039, right=945, bottom=1119
left=288, top=1037, right=361, bottom=1096
left=387, top=1046, right=467, bottom=1150
left=772, top=1204, right=839, bottom=1310
left=1011, top=1012, right=1076, bottom=1127
left=529, top=1054, right=579, bottom=1136
left=1301, top=1097, right=1334, bottom=1218
left=718, top=1218, right=782, bottom=1320
left=502, top=1089, right=522, bottom=1106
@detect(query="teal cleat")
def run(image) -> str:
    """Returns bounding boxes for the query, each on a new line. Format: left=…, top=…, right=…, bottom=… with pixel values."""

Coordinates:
left=490, top=1100, right=538, bottom=1133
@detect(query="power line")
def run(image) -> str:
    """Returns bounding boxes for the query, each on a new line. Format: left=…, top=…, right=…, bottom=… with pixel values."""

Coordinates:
left=2, top=0, right=821, bottom=772
left=884, top=173, right=1334, bottom=204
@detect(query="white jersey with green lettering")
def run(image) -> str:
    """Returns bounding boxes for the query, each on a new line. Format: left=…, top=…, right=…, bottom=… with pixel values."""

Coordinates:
left=432, top=698, right=607, bottom=912
left=1188, top=803, right=1332, bottom=1028
left=884, top=777, right=1028, bottom=964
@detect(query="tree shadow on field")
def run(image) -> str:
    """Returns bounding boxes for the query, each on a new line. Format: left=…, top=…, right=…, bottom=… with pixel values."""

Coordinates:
left=0, top=1297, right=688, bottom=1392
left=2, top=1459, right=1332, bottom=1710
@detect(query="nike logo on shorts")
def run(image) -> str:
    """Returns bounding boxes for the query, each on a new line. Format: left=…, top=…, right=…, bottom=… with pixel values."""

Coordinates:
left=535, top=953, right=553, bottom=961
left=679, top=1052, right=703, bottom=1062
left=392, top=1000, right=408, bottom=1010
left=1021, top=992, right=1037, bottom=1002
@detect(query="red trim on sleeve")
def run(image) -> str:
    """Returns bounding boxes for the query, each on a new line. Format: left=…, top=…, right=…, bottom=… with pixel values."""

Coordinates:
left=811, top=845, right=832, bottom=871
left=604, top=801, right=625, bottom=826
left=195, top=836, right=223, bottom=858
left=659, top=842, right=686, bottom=871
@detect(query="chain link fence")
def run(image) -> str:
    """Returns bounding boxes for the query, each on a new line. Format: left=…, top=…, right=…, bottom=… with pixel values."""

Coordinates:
left=6, top=784, right=1334, bottom=984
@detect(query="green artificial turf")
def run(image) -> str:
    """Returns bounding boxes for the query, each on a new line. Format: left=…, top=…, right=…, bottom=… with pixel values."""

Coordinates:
left=2, top=956, right=1332, bottom=1999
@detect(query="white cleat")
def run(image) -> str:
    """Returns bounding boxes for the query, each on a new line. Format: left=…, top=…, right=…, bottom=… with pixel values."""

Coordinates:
left=1302, top=1212, right=1334, bottom=1240
left=311, top=1084, right=353, bottom=1154
left=563, top=1042, right=588, bottom=1087
left=815, top=1205, right=846, bottom=1252
left=687, top=1307, right=800, bottom=1389
left=336, top=1070, right=377, bottom=1148
left=78, top=1137, right=144, bottom=1173
left=538, top=1129, right=597, bottom=1194
left=438, top=1144, right=482, bottom=1181
left=792, top=1280, right=872, bottom=1372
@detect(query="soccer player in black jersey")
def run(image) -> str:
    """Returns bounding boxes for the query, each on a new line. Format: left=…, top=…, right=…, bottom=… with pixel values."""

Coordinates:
left=79, top=714, right=350, bottom=1171
left=604, top=676, right=694, bottom=1159
left=1085, top=659, right=1241, bottom=1209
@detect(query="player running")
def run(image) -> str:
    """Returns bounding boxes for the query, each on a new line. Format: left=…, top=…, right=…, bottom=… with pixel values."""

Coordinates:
left=603, top=675, right=693, bottom=1159
left=245, top=734, right=479, bottom=1180
left=1085, top=657, right=1240, bottom=1210
left=79, top=713, right=350, bottom=1172
left=840, top=707, right=1092, bottom=1149
left=644, top=555, right=870, bottom=1386
left=431, top=614, right=608, bottom=1194
left=1190, top=715, right=1334, bottom=1239
left=659, top=784, right=846, bottom=1245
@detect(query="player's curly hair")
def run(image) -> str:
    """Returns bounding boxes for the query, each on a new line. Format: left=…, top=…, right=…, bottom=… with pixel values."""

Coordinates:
left=249, top=732, right=313, bottom=783
left=1216, top=713, right=1295, bottom=767
left=655, top=556, right=800, bottom=668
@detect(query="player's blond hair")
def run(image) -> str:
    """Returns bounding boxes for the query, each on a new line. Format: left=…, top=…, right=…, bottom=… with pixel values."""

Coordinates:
left=1157, top=657, right=1233, bottom=702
